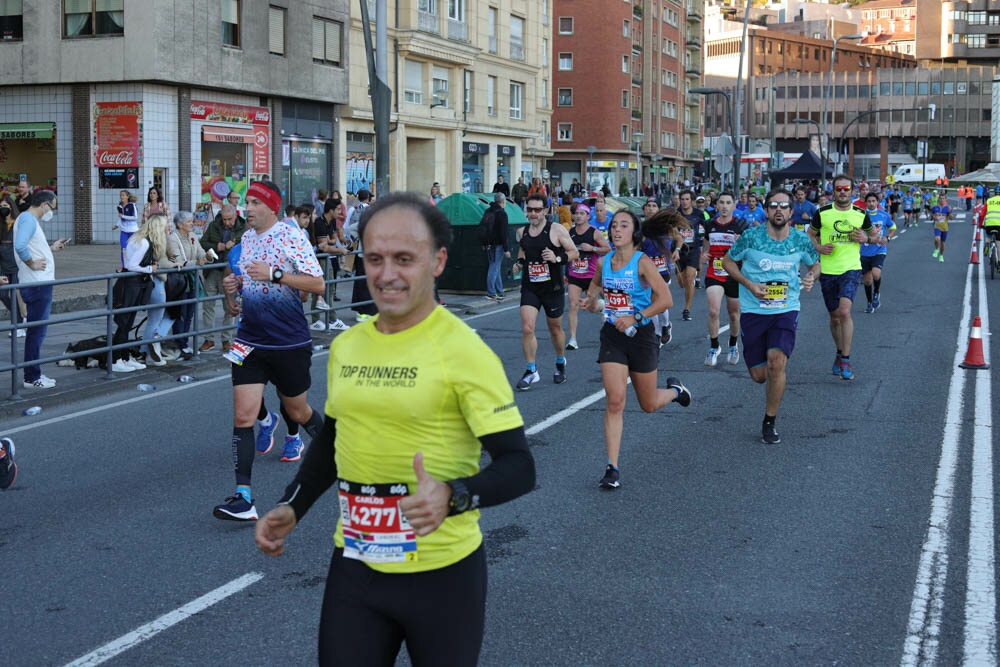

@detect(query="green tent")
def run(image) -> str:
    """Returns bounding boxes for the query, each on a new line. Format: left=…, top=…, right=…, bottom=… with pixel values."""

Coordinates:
left=434, top=193, right=524, bottom=292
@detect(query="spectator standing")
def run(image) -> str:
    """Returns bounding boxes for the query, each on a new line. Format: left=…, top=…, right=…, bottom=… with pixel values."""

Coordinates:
left=312, top=188, right=329, bottom=219
left=14, top=191, right=67, bottom=388
left=168, top=211, right=208, bottom=360
left=199, top=203, right=246, bottom=351
left=116, top=190, right=139, bottom=267
left=141, top=186, right=170, bottom=223
left=492, top=175, right=510, bottom=198
left=0, top=196, right=23, bottom=336
left=429, top=182, right=444, bottom=205
left=482, top=192, right=510, bottom=301
left=511, top=176, right=529, bottom=209
left=344, top=189, right=377, bottom=321
left=568, top=178, right=583, bottom=198
left=14, top=179, right=31, bottom=213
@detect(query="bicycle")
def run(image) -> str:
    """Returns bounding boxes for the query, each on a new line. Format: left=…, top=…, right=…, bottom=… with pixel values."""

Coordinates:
left=987, top=232, right=999, bottom=280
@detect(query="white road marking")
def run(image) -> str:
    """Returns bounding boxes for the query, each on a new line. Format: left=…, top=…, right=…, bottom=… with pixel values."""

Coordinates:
left=963, top=241, right=995, bottom=664
left=64, top=572, right=264, bottom=667
left=900, top=255, right=974, bottom=666
left=526, top=387, right=612, bottom=436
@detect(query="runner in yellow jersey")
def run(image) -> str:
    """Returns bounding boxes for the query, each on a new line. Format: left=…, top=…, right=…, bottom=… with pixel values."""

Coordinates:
left=255, top=192, right=535, bottom=666
left=809, top=174, right=878, bottom=381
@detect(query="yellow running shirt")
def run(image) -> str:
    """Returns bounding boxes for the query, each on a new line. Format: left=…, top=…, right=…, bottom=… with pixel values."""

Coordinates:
left=811, top=204, right=873, bottom=275
left=325, top=306, right=524, bottom=573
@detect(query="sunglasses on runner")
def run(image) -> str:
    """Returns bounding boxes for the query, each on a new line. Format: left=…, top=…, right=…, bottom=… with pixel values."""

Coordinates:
left=834, top=186, right=853, bottom=192
left=767, top=202, right=791, bottom=210
left=526, top=207, right=546, bottom=212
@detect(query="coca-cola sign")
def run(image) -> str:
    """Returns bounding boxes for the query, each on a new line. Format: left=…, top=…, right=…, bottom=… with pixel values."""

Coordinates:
left=190, top=100, right=270, bottom=125
left=93, top=102, right=142, bottom=168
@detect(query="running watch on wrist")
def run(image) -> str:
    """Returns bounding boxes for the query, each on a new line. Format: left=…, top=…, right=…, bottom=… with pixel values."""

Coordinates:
left=446, top=480, right=472, bottom=516
left=271, top=268, right=284, bottom=283
left=634, top=311, right=646, bottom=324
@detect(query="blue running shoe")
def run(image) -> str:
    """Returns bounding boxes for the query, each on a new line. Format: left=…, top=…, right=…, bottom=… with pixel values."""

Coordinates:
left=213, top=494, right=258, bottom=521
left=832, top=354, right=842, bottom=375
left=872, top=293, right=880, bottom=311
left=840, top=360, right=855, bottom=381
left=256, top=411, right=279, bottom=454
left=281, top=434, right=305, bottom=462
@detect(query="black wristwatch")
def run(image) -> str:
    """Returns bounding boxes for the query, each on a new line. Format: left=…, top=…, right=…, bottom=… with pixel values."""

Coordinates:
left=271, top=268, right=284, bottom=283
left=634, top=311, right=646, bottom=324
left=446, top=479, right=473, bottom=516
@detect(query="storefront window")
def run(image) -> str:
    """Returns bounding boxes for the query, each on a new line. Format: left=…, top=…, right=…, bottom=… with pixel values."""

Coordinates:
left=201, top=140, right=249, bottom=207
left=0, top=123, right=57, bottom=198
left=286, top=141, right=329, bottom=206
left=462, top=142, right=487, bottom=193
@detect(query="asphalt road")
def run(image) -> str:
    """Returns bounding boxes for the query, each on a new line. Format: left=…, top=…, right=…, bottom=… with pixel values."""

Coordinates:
left=2, top=210, right=998, bottom=666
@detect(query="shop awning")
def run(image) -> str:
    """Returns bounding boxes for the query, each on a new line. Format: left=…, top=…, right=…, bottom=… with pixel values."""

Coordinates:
left=202, top=125, right=254, bottom=144
left=0, top=122, right=55, bottom=139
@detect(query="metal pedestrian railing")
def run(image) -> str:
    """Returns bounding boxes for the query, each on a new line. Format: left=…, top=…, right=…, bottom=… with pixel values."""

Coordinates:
left=0, top=253, right=370, bottom=400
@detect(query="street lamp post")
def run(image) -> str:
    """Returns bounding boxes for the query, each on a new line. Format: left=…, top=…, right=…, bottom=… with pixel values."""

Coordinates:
left=586, top=145, right=596, bottom=193
left=822, top=34, right=863, bottom=184
left=691, top=87, right=734, bottom=191
left=793, top=118, right=822, bottom=181
left=632, top=132, right=643, bottom=196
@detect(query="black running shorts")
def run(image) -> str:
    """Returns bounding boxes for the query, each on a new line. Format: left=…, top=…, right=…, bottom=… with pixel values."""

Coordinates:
left=597, top=321, right=659, bottom=373
left=231, top=345, right=312, bottom=397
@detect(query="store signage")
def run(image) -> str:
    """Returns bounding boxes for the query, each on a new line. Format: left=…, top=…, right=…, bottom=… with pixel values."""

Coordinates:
left=462, top=142, right=489, bottom=154
left=192, top=100, right=270, bottom=175
left=0, top=123, right=55, bottom=140
left=93, top=102, right=142, bottom=168
left=497, top=144, right=516, bottom=157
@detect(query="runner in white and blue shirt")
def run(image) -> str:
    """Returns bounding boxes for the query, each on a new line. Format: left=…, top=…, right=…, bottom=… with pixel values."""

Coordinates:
left=722, top=189, right=820, bottom=445
left=860, top=193, right=896, bottom=313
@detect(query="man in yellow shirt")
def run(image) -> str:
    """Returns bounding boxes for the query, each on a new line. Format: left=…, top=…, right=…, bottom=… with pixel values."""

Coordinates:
left=255, top=192, right=535, bottom=666
left=809, top=174, right=878, bottom=381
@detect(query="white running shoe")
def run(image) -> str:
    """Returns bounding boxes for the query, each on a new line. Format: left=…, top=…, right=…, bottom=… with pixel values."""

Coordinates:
left=566, top=338, right=579, bottom=350
left=126, top=357, right=146, bottom=370
left=328, top=319, right=351, bottom=331
left=704, top=347, right=721, bottom=367
left=310, top=320, right=327, bottom=331
left=111, top=359, right=136, bottom=373
left=23, top=375, right=56, bottom=389
left=316, top=298, right=331, bottom=311
left=727, top=346, right=740, bottom=365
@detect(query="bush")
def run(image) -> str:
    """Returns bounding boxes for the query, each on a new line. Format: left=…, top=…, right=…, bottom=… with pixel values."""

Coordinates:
left=619, top=176, right=631, bottom=197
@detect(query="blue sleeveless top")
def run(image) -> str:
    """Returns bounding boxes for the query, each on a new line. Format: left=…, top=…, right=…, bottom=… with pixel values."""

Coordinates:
left=601, top=250, right=652, bottom=325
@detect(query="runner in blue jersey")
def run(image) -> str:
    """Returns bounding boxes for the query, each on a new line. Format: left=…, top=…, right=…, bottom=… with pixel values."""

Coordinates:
left=860, top=193, right=896, bottom=313
left=213, top=180, right=327, bottom=522
left=901, top=192, right=915, bottom=228
left=791, top=187, right=818, bottom=232
left=722, top=188, right=820, bottom=445
left=740, top=193, right=767, bottom=227
left=580, top=210, right=691, bottom=490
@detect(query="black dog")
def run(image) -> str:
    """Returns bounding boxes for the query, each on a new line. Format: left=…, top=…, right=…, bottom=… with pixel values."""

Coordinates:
left=59, top=335, right=109, bottom=370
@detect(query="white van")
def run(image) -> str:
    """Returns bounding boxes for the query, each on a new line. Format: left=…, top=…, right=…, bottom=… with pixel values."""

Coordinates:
left=892, top=163, right=946, bottom=183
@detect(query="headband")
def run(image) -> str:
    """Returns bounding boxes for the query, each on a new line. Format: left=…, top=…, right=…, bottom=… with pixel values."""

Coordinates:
left=246, top=182, right=281, bottom=215
left=575, top=204, right=591, bottom=214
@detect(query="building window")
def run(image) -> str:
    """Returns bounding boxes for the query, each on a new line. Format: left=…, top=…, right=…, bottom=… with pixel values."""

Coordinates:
left=64, top=0, right=125, bottom=37
left=558, top=88, right=573, bottom=106
left=967, top=34, right=985, bottom=48
left=968, top=10, right=987, bottom=25
left=220, top=0, right=240, bottom=46
left=559, top=17, right=573, bottom=34
left=622, top=55, right=629, bottom=72
left=312, top=17, right=342, bottom=66
left=487, top=75, right=496, bottom=116
left=404, top=60, right=424, bottom=104
left=432, top=66, right=449, bottom=106
left=510, top=15, right=524, bottom=60
left=488, top=7, right=497, bottom=54
left=268, top=6, right=285, bottom=55
left=557, top=123, right=573, bottom=141
left=0, top=0, right=23, bottom=41
left=621, top=125, right=628, bottom=144
left=559, top=52, right=573, bottom=70
left=623, top=20, right=630, bottom=37
left=542, top=38, right=548, bottom=67
left=622, top=90, right=628, bottom=107
left=464, top=70, right=472, bottom=113
left=510, top=82, right=523, bottom=120
left=541, top=78, right=548, bottom=107
left=448, top=0, right=464, bottom=22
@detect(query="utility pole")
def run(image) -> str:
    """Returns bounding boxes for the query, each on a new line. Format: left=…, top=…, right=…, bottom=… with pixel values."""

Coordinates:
left=359, top=0, right=390, bottom=197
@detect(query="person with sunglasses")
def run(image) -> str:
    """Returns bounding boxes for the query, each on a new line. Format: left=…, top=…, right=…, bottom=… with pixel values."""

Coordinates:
left=722, top=189, right=820, bottom=444
left=808, top=174, right=878, bottom=381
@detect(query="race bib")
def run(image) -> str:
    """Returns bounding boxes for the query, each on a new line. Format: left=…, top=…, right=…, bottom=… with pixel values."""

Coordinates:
left=570, top=257, right=589, bottom=276
left=339, top=479, right=417, bottom=564
left=759, top=281, right=789, bottom=309
left=680, top=228, right=695, bottom=244
left=527, top=262, right=551, bottom=283
left=603, top=288, right=633, bottom=319
left=712, top=257, right=727, bottom=277
left=223, top=341, right=254, bottom=366
left=651, top=255, right=667, bottom=272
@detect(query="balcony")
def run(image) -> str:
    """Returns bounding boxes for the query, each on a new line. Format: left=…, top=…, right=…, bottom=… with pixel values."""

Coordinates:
left=633, top=4, right=643, bottom=21
left=448, top=19, right=467, bottom=42
left=685, top=65, right=701, bottom=76
left=632, top=108, right=643, bottom=119
left=685, top=122, right=700, bottom=133
left=686, top=5, right=703, bottom=21
left=417, top=10, right=439, bottom=34
left=686, top=150, right=704, bottom=161
left=510, top=42, right=524, bottom=61
left=686, top=36, right=702, bottom=49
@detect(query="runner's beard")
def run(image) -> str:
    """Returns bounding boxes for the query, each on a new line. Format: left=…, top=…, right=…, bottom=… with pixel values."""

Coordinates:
left=769, top=217, right=788, bottom=229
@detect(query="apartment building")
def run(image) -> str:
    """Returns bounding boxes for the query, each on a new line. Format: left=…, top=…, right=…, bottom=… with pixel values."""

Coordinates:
left=0, top=0, right=350, bottom=243
left=550, top=0, right=703, bottom=194
left=857, top=0, right=917, bottom=56
left=342, top=0, right=551, bottom=197
left=916, top=0, right=1000, bottom=63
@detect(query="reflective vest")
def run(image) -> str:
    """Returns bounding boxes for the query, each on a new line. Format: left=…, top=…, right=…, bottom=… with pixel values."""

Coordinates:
left=983, top=196, right=1000, bottom=229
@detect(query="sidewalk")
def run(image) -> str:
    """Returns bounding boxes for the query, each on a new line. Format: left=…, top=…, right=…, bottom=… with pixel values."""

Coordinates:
left=0, top=243, right=512, bottom=419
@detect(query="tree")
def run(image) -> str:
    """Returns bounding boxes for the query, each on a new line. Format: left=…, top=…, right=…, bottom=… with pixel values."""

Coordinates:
left=619, top=176, right=631, bottom=197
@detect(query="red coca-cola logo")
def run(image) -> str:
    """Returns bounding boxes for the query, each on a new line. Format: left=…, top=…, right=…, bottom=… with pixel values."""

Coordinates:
left=98, top=150, right=136, bottom=165
left=191, top=105, right=207, bottom=117
left=254, top=111, right=270, bottom=122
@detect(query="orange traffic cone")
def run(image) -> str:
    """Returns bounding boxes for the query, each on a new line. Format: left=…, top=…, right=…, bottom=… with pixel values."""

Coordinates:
left=959, top=316, right=990, bottom=369
left=970, top=244, right=980, bottom=264
left=976, top=228, right=981, bottom=241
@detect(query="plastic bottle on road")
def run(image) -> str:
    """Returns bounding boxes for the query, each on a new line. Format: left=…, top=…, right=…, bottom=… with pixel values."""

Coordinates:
left=23, top=406, right=42, bottom=416
left=137, top=384, right=156, bottom=392
left=178, top=375, right=195, bottom=383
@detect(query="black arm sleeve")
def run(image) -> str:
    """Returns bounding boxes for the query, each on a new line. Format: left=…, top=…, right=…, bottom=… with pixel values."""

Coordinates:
left=278, top=416, right=338, bottom=521
left=457, top=426, right=535, bottom=510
